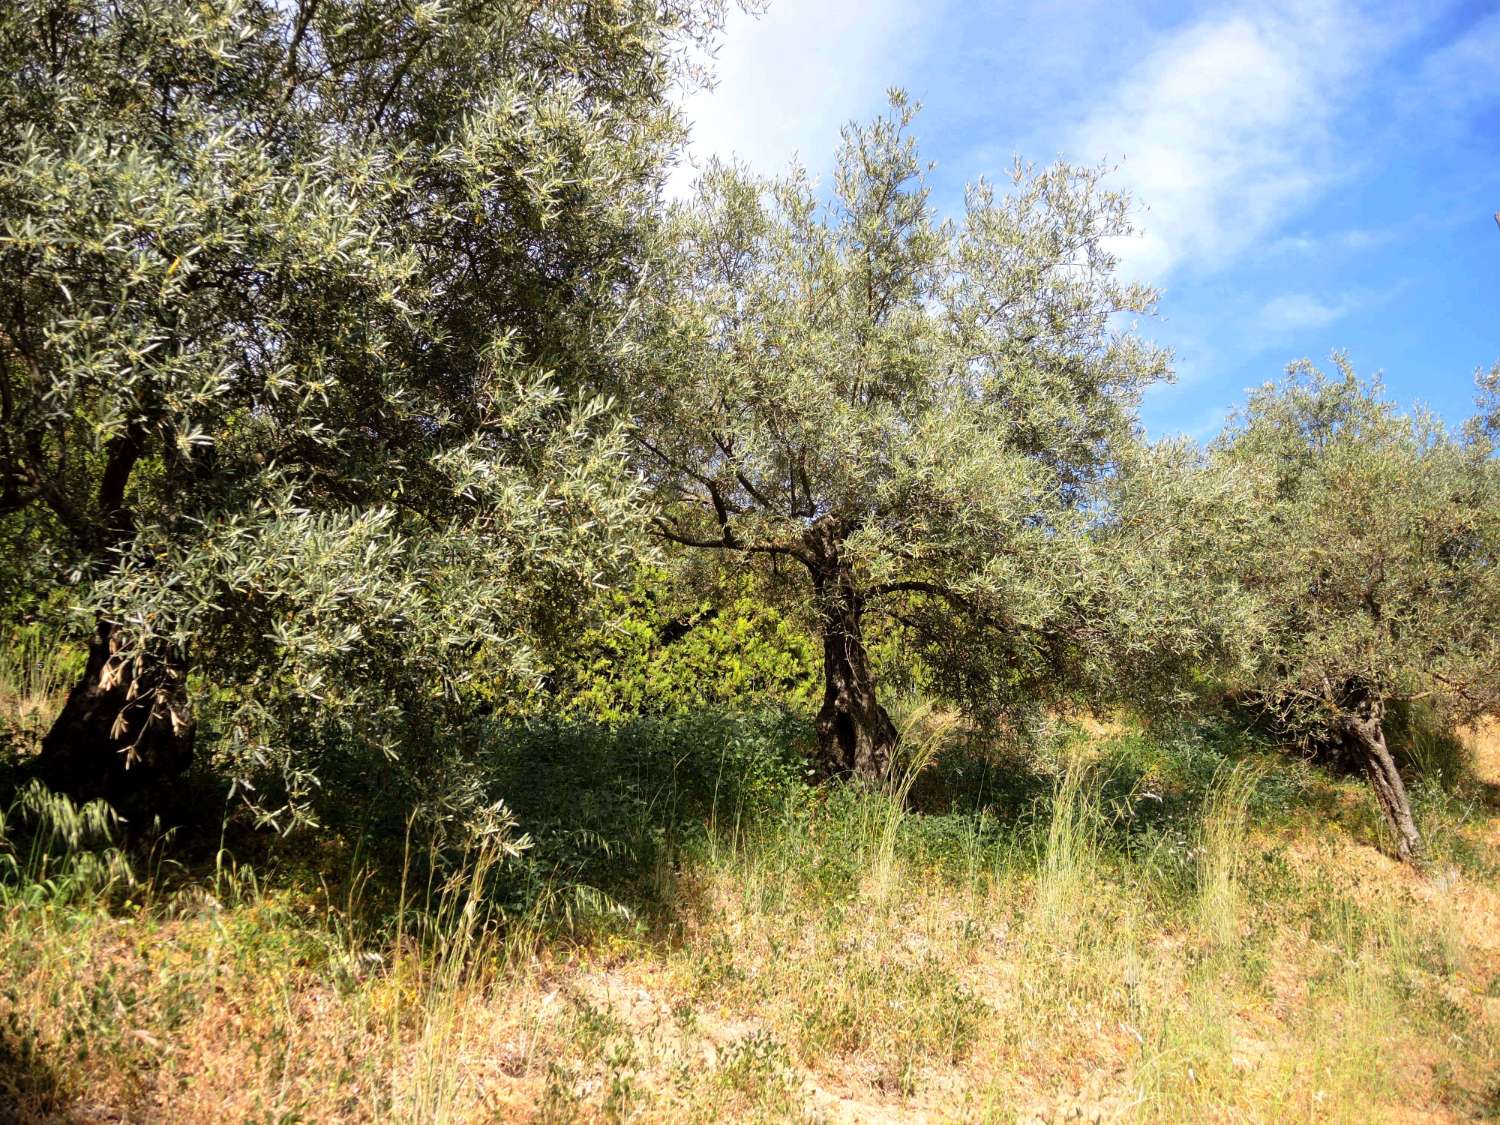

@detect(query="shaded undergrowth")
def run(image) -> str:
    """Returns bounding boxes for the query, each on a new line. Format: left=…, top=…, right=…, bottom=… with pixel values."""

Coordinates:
left=0, top=702, right=1497, bottom=1121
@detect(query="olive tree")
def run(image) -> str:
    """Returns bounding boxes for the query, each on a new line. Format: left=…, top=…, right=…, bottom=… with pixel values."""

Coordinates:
left=1204, top=359, right=1500, bottom=860
left=636, top=97, right=1171, bottom=777
left=0, top=0, right=726, bottom=818
left=1473, top=361, right=1500, bottom=443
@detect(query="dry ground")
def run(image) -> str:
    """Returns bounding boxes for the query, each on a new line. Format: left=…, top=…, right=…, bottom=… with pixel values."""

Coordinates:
left=2, top=722, right=1498, bottom=1122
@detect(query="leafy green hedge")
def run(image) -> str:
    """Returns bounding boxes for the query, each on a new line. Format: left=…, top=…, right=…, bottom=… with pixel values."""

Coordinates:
left=545, top=577, right=820, bottom=722
left=478, top=710, right=811, bottom=918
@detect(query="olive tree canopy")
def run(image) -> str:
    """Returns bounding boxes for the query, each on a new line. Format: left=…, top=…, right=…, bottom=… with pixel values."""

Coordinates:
left=0, top=0, right=726, bottom=822
left=635, top=96, right=1172, bottom=777
left=1203, top=359, right=1500, bottom=860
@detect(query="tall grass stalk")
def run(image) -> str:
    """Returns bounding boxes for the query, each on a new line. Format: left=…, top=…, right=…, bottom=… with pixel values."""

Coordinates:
left=0, top=632, right=74, bottom=750
left=1289, top=900, right=1406, bottom=1119
left=1196, top=760, right=1261, bottom=949
left=386, top=804, right=528, bottom=1122
left=867, top=696, right=957, bottom=898
left=1032, top=754, right=1101, bottom=935
left=0, top=781, right=135, bottom=906
left=1402, top=707, right=1470, bottom=790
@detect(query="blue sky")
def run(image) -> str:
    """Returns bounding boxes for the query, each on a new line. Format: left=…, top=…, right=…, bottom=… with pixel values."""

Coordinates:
left=672, top=0, right=1500, bottom=440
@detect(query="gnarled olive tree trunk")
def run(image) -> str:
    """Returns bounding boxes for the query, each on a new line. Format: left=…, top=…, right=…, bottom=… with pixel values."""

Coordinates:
left=30, top=426, right=195, bottom=804
left=805, top=520, right=897, bottom=779
left=1334, top=697, right=1422, bottom=863
left=35, top=621, right=196, bottom=804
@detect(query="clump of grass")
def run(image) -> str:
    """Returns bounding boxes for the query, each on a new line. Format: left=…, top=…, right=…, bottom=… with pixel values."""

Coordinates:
left=0, top=632, right=75, bottom=756
left=1133, top=959, right=1238, bottom=1119
left=1195, top=760, right=1262, bottom=949
left=1031, top=752, right=1102, bottom=936
left=1390, top=702, right=1472, bottom=790
left=712, top=1028, right=800, bottom=1112
left=0, top=780, right=136, bottom=907
left=865, top=694, right=959, bottom=899
left=384, top=802, right=530, bottom=1121
left=1271, top=898, right=1413, bottom=1119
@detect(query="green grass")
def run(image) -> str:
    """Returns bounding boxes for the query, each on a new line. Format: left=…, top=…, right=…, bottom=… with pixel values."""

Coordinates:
left=1, top=669, right=1497, bottom=1120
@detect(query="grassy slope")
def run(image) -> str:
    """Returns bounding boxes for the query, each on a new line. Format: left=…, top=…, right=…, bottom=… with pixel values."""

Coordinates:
left=1, top=695, right=1498, bottom=1121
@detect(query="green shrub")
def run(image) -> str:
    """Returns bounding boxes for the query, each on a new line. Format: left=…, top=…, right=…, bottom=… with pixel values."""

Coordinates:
left=547, top=576, right=820, bottom=723
left=471, top=710, right=809, bottom=925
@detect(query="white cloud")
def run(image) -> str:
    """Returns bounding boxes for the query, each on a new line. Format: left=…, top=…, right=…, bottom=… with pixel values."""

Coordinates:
left=1070, top=1, right=1399, bottom=283
left=669, top=1, right=1479, bottom=291
left=668, top=0, right=935, bottom=197
left=1256, top=278, right=1408, bottom=336
left=1258, top=292, right=1360, bottom=333
left=1265, top=227, right=1397, bottom=257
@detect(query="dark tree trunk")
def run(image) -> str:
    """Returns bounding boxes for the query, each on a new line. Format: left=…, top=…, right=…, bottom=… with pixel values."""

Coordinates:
left=35, top=620, right=195, bottom=804
left=1335, top=698, right=1422, bottom=863
left=32, top=423, right=192, bottom=805
left=805, top=520, right=897, bottom=780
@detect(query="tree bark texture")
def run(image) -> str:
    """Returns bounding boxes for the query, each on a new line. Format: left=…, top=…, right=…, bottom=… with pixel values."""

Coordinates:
left=805, top=519, right=897, bottom=780
left=1335, top=698, right=1422, bottom=863
left=35, top=620, right=195, bottom=804
left=31, top=420, right=196, bottom=803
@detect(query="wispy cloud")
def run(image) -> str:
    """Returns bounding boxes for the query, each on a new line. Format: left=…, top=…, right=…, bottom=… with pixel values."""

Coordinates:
left=1258, top=292, right=1361, bottom=334
left=1256, top=278, right=1409, bottom=338
left=1070, top=1, right=1402, bottom=283
left=668, top=1, right=935, bottom=197
left=1413, top=10, right=1500, bottom=120
left=1264, top=227, right=1398, bottom=257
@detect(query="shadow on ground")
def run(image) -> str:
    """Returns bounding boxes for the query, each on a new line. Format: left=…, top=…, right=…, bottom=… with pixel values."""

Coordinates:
left=0, top=1018, right=76, bottom=1124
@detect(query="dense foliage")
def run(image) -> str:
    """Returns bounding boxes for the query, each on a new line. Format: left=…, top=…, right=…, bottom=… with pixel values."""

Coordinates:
left=1197, top=360, right=1500, bottom=858
left=546, top=574, right=820, bottom=723
left=0, top=0, right=725, bottom=822
left=637, top=95, right=1171, bottom=776
left=0, top=4, right=1493, bottom=868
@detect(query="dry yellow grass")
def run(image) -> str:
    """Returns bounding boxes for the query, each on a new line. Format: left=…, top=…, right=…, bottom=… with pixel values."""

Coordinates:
left=2, top=722, right=1498, bottom=1122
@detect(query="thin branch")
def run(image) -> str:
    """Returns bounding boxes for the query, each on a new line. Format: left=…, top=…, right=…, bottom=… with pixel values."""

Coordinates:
left=283, top=0, right=321, bottom=85
left=652, top=516, right=813, bottom=566
left=369, top=32, right=432, bottom=136
left=866, top=579, right=969, bottom=605
left=710, top=430, right=775, bottom=511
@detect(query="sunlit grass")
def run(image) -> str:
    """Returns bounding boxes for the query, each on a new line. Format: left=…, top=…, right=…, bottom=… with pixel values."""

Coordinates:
left=0, top=632, right=73, bottom=756
left=1, top=706, right=1497, bottom=1121
left=1196, top=759, right=1262, bottom=949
